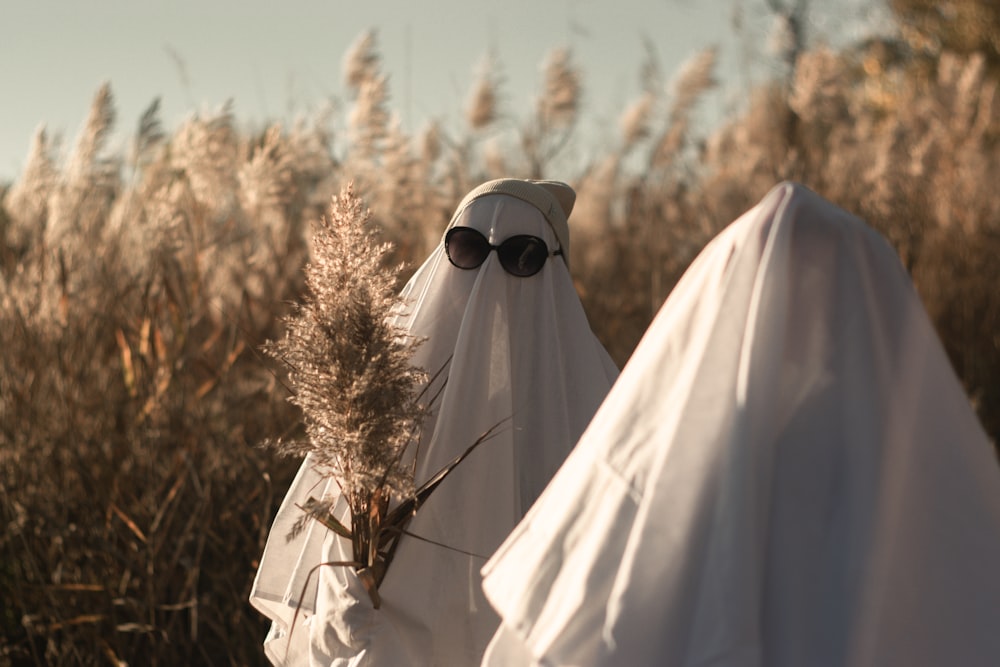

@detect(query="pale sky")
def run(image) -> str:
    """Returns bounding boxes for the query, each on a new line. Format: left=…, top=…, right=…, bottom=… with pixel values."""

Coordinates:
left=0, top=0, right=890, bottom=181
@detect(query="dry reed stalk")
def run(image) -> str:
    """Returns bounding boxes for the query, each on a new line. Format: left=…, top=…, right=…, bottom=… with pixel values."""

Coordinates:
left=348, top=74, right=392, bottom=164
left=263, top=184, right=435, bottom=604
left=466, top=54, right=502, bottom=131
left=343, top=29, right=381, bottom=93
left=537, top=47, right=581, bottom=131
left=2, top=126, right=56, bottom=252
left=621, top=92, right=656, bottom=149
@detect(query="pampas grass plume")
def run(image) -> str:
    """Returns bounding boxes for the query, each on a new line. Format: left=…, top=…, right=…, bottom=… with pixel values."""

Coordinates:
left=538, top=47, right=581, bottom=130
left=466, top=55, right=501, bottom=131
left=343, top=29, right=381, bottom=93
left=265, top=183, right=426, bottom=503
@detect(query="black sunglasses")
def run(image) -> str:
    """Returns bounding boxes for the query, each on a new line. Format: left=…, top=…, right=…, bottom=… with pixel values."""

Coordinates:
left=445, top=227, right=562, bottom=277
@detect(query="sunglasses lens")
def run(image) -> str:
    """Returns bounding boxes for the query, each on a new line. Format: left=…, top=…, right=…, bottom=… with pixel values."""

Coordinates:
left=446, top=227, right=490, bottom=269
left=498, top=236, right=549, bottom=277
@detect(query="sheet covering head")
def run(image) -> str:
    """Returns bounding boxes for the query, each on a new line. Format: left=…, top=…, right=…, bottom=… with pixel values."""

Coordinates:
left=480, top=181, right=1000, bottom=666
left=249, top=178, right=618, bottom=665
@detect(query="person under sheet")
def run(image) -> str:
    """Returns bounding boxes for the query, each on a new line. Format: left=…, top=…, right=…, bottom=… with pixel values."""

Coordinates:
left=250, top=178, right=619, bottom=666
left=480, top=181, right=1000, bottom=667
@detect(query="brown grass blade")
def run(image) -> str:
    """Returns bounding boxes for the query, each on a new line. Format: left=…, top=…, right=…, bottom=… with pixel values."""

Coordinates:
left=298, top=499, right=353, bottom=539
left=110, top=504, right=147, bottom=543
left=383, top=416, right=511, bottom=528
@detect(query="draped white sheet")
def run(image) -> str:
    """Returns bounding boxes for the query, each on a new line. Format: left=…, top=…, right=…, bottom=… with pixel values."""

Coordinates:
left=480, top=181, right=1000, bottom=667
left=250, top=187, right=619, bottom=666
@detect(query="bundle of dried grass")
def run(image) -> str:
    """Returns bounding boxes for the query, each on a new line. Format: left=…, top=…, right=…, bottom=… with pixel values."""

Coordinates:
left=265, top=184, right=492, bottom=608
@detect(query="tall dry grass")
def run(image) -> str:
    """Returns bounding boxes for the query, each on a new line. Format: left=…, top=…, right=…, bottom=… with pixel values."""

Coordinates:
left=2, top=26, right=998, bottom=664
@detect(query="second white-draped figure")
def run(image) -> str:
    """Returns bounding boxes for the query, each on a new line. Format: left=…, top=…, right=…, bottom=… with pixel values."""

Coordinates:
left=251, top=178, right=619, bottom=666
left=481, top=181, right=1000, bottom=667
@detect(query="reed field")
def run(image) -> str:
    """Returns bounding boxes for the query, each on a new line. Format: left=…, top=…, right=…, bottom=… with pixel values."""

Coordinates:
left=3, top=16, right=1000, bottom=665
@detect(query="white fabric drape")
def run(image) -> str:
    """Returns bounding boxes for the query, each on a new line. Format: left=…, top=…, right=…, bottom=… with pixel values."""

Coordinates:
left=480, top=181, right=1000, bottom=667
left=250, top=187, right=619, bottom=666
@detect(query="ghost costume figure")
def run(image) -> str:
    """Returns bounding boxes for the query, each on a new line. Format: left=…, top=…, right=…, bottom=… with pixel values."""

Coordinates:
left=481, top=181, right=1000, bottom=666
left=250, top=179, right=619, bottom=666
